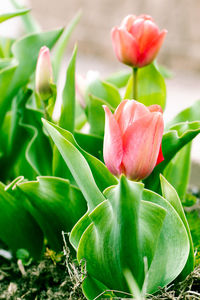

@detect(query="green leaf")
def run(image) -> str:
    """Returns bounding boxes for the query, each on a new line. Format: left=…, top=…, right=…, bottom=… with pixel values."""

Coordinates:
left=0, top=28, right=63, bottom=128
left=17, top=176, right=87, bottom=251
left=144, top=121, right=200, bottom=192
left=166, top=99, right=200, bottom=130
left=10, top=0, right=40, bottom=33
left=44, top=120, right=117, bottom=250
left=52, top=11, right=81, bottom=81
left=59, top=45, right=77, bottom=132
left=106, top=70, right=131, bottom=88
left=77, top=177, right=189, bottom=299
left=87, top=94, right=108, bottom=136
left=74, top=132, right=103, bottom=159
left=160, top=175, right=194, bottom=279
left=49, top=120, right=117, bottom=193
left=0, top=180, right=43, bottom=259
left=163, top=143, right=191, bottom=200
left=43, top=119, right=105, bottom=211
left=19, top=108, right=52, bottom=177
left=86, top=79, right=121, bottom=109
left=124, top=64, right=166, bottom=110
left=0, top=8, right=30, bottom=23
left=0, top=64, right=18, bottom=121
left=142, top=188, right=189, bottom=293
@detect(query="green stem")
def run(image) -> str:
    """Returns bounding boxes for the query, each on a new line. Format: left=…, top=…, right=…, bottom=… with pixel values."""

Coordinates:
left=133, top=67, right=138, bottom=100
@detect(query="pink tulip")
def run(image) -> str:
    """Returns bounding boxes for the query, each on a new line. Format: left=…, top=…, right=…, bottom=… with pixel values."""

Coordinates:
left=111, top=15, right=167, bottom=68
left=103, top=100, right=164, bottom=181
left=35, top=46, right=53, bottom=100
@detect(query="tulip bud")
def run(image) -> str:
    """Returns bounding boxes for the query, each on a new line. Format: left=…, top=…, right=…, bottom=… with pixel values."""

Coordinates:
left=35, top=46, right=53, bottom=101
left=103, top=100, right=164, bottom=181
left=111, top=15, right=167, bottom=68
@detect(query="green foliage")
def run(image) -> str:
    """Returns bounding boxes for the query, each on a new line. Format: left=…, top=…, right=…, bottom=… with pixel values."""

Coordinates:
left=77, top=176, right=190, bottom=299
left=17, top=176, right=87, bottom=251
left=124, top=63, right=166, bottom=109
left=52, top=11, right=81, bottom=81
left=0, top=180, right=43, bottom=259
left=144, top=121, right=200, bottom=193
left=0, top=9, right=30, bottom=23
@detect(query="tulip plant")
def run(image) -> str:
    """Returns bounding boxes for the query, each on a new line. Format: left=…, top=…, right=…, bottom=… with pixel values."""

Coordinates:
left=0, top=5, right=200, bottom=299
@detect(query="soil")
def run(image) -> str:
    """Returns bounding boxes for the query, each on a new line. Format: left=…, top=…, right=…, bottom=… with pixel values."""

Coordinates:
left=0, top=251, right=86, bottom=300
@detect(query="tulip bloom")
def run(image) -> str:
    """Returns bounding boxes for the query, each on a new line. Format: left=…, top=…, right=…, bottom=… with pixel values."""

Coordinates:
left=111, top=15, right=167, bottom=68
left=35, top=46, right=53, bottom=100
left=103, top=100, right=164, bottom=181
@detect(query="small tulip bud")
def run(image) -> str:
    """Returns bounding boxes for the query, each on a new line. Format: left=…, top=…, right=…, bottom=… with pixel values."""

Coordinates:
left=35, top=46, right=53, bottom=100
left=111, top=15, right=167, bottom=68
left=103, top=100, right=164, bottom=181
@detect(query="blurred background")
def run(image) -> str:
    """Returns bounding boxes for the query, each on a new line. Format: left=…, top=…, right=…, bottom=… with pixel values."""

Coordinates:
left=1, top=0, right=200, bottom=184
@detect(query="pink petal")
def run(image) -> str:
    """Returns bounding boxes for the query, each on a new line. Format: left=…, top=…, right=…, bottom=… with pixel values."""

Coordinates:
left=138, top=20, right=160, bottom=53
left=121, top=14, right=136, bottom=31
left=114, top=100, right=149, bottom=135
left=130, top=18, right=145, bottom=41
left=139, top=29, right=167, bottom=67
left=148, top=104, right=163, bottom=114
left=122, top=112, right=164, bottom=180
left=103, top=105, right=123, bottom=176
left=111, top=27, right=139, bottom=66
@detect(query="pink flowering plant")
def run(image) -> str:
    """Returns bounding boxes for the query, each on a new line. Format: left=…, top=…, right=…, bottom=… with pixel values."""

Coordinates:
left=0, top=5, right=199, bottom=299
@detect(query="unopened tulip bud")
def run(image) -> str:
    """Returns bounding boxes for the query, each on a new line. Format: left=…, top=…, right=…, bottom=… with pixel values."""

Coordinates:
left=35, top=46, right=53, bottom=101
left=111, top=15, right=167, bottom=68
left=103, top=100, right=164, bottom=181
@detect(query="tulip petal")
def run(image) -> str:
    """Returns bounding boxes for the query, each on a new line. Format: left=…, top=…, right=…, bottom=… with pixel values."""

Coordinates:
left=114, top=100, right=149, bottom=135
left=103, top=105, right=123, bottom=176
left=139, top=30, right=167, bottom=67
left=121, top=14, right=136, bottom=31
left=156, top=146, right=164, bottom=165
left=138, top=20, right=160, bottom=53
left=122, top=112, right=164, bottom=180
left=148, top=104, right=163, bottom=114
left=111, top=27, right=139, bottom=66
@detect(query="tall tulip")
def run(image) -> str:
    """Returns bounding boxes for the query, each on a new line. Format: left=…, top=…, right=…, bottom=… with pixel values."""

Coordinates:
left=111, top=15, right=167, bottom=99
left=35, top=46, right=53, bottom=101
left=111, top=14, right=167, bottom=69
left=103, top=100, right=164, bottom=181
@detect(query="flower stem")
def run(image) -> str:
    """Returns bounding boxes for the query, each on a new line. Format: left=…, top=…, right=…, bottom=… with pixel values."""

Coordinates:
left=133, top=67, right=138, bottom=100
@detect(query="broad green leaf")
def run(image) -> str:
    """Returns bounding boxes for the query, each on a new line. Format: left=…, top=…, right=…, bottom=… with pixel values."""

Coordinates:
left=163, top=143, right=191, bottom=200
left=106, top=70, right=130, bottom=88
left=144, top=121, right=200, bottom=192
left=19, top=108, right=52, bottom=176
left=52, top=11, right=81, bottom=81
left=142, top=188, right=189, bottom=293
left=17, top=176, right=87, bottom=251
left=124, top=64, right=166, bottom=110
left=166, top=99, right=200, bottom=130
left=0, top=28, right=63, bottom=128
left=0, top=64, right=18, bottom=119
left=10, top=0, right=40, bottom=33
left=77, top=177, right=188, bottom=299
left=160, top=175, right=194, bottom=279
left=59, top=45, right=77, bottom=132
left=43, top=119, right=105, bottom=211
left=0, top=181, right=43, bottom=259
left=74, top=132, right=103, bottom=160
left=48, top=120, right=117, bottom=193
left=86, top=79, right=121, bottom=108
left=87, top=94, right=108, bottom=136
left=0, top=58, right=15, bottom=69
left=8, top=88, right=32, bottom=154
left=0, top=8, right=30, bottom=23
left=6, top=99, right=52, bottom=179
